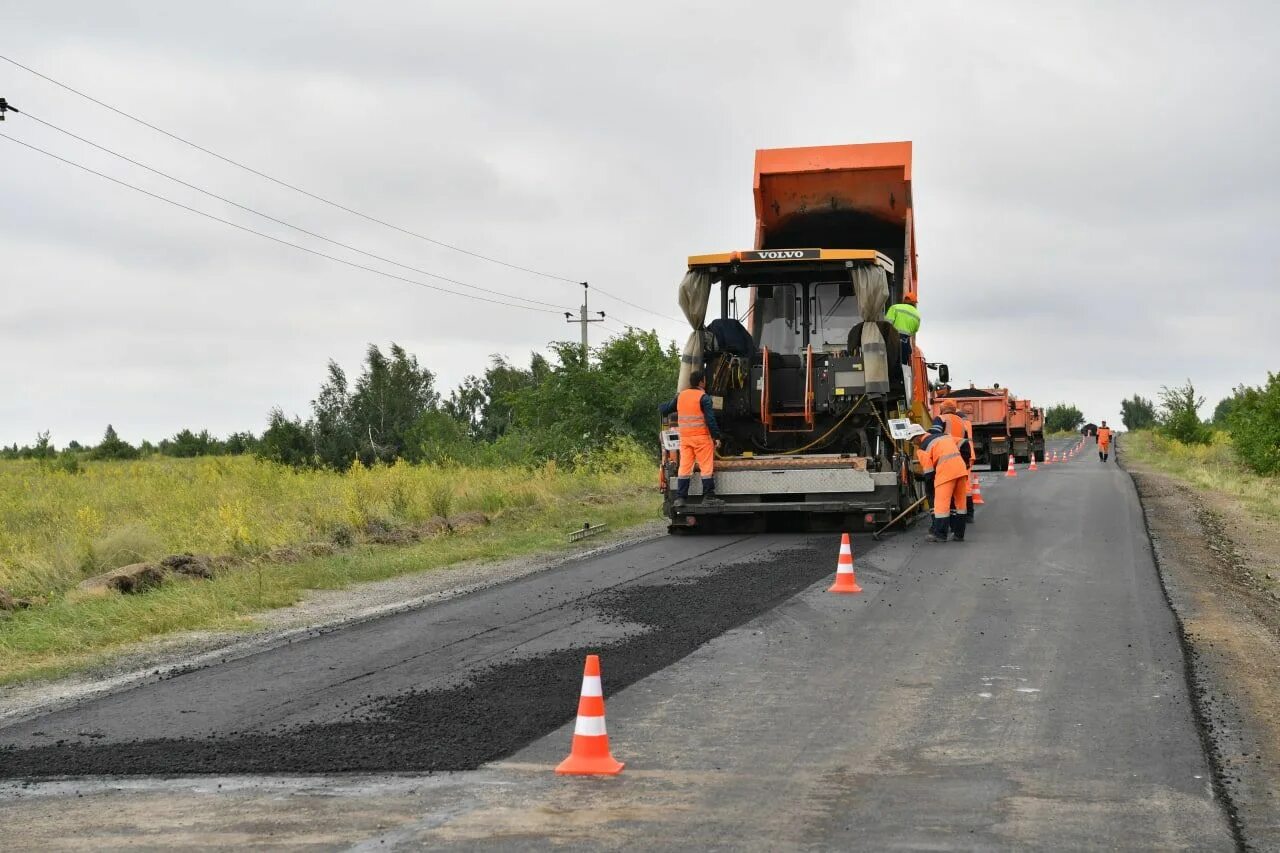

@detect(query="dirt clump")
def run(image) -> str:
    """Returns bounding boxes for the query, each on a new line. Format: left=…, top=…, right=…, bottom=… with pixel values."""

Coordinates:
left=0, top=589, right=35, bottom=611
left=448, top=512, right=490, bottom=534
left=159, top=553, right=216, bottom=579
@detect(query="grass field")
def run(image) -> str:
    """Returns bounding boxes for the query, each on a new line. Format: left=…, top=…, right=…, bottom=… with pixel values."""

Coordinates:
left=0, top=449, right=658, bottom=683
left=1123, top=430, right=1280, bottom=521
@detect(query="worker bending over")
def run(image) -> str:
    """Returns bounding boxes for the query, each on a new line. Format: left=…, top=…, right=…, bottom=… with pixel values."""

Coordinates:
left=910, top=423, right=969, bottom=542
left=932, top=401, right=976, bottom=523
left=1096, top=421, right=1114, bottom=462
left=658, top=370, right=722, bottom=508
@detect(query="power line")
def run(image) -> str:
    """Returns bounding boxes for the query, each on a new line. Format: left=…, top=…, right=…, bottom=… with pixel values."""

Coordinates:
left=2, top=54, right=691, bottom=325
left=0, top=132, right=562, bottom=314
left=14, top=109, right=568, bottom=311
left=0, top=52, right=581, bottom=284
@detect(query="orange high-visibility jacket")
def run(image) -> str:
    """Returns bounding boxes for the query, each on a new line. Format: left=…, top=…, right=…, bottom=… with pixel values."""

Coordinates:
left=676, top=388, right=712, bottom=440
left=934, top=413, right=973, bottom=465
left=916, top=433, right=968, bottom=483
left=1097, top=427, right=1113, bottom=447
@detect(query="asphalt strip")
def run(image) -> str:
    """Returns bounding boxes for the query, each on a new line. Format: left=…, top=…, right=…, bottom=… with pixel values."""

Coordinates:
left=0, top=542, right=829, bottom=777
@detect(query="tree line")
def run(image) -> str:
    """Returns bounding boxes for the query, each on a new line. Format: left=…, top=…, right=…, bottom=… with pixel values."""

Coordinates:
left=1119, top=375, right=1280, bottom=475
left=7, top=330, right=680, bottom=471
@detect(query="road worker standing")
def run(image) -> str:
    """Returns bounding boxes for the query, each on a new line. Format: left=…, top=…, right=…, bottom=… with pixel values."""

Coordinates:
left=658, top=370, right=722, bottom=508
left=1096, top=421, right=1114, bottom=462
left=885, top=291, right=921, bottom=338
left=910, top=423, right=969, bottom=542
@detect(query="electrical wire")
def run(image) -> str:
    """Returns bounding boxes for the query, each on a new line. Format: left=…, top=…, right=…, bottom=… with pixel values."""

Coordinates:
left=1, top=54, right=690, bottom=324
left=0, top=132, right=563, bottom=314
left=13, top=109, right=569, bottom=311
left=0, top=53, right=583, bottom=285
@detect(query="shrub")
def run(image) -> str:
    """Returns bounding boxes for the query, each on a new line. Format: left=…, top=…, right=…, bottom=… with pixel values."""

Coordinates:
left=91, top=425, right=141, bottom=461
left=1120, top=395, right=1157, bottom=431
left=1044, top=404, right=1084, bottom=433
left=1227, top=372, right=1280, bottom=475
left=1158, top=381, right=1212, bottom=445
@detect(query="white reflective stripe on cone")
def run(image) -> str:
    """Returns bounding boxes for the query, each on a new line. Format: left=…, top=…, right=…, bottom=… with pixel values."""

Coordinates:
left=574, top=715, right=608, bottom=737
left=580, top=676, right=603, bottom=697
left=839, top=545, right=852, bottom=555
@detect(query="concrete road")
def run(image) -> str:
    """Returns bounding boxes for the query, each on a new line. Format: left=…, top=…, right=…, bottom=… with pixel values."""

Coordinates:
left=0, top=440, right=1237, bottom=850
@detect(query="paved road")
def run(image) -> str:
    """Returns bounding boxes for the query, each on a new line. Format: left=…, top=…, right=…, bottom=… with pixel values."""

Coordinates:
left=0, top=440, right=1236, bottom=850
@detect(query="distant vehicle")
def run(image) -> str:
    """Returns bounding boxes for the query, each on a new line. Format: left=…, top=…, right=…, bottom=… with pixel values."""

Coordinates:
left=932, top=386, right=1045, bottom=468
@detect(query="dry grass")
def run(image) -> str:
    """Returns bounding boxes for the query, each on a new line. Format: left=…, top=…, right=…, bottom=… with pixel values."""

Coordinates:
left=1123, top=430, right=1280, bottom=521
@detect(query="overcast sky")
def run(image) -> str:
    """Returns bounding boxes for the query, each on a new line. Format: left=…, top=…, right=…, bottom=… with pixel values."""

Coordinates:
left=3, top=0, right=1277, bottom=446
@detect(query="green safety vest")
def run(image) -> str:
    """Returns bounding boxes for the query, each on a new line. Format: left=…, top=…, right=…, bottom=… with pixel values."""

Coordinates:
left=885, top=302, right=921, bottom=336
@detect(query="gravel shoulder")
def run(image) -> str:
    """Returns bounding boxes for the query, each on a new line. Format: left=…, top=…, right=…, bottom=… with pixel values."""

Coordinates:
left=1123, top=445, right=1280, bottom=851
left=0, top=521, right=665, bottom=729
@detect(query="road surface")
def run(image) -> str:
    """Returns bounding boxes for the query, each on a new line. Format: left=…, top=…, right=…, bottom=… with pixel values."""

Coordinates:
left=0, top=440, right=1237, bottom=850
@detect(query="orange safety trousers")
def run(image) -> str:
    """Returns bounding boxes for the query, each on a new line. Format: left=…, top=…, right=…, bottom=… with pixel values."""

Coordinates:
left=678, top=434, right=715, bottom=478
left=933, top=474, right=968, bottom=519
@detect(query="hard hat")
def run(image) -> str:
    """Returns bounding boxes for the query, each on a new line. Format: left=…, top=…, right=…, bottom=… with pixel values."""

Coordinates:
left=903, top=292, right=918, bottom=305
left=940, top=401, right=958, bottom=414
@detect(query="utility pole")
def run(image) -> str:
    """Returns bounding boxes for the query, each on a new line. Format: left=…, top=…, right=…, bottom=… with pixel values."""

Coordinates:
left=565, top=281, right=605, bottom=359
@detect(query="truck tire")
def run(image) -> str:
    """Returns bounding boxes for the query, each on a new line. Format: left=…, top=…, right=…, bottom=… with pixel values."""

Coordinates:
left=1034, top=447, right=1046, bottom=462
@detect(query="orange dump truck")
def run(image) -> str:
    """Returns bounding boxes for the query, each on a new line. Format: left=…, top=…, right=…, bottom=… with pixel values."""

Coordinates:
left=661, top=141, right=950, bottom=531
left=1009, top=398, right=1046, bottom=464
left=933, top=387, right=1045, bottom=469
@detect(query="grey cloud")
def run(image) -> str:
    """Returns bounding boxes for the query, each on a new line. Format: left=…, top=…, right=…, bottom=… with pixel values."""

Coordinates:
left=2, top=0, right=1277, bottom=444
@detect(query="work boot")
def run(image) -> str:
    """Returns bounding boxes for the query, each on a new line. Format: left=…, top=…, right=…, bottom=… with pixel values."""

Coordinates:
left=966, top=504, right=975, bottom=524
left=1099, top=452, right=1104, bottom=462
left=700, top=480, right=725, bottom=506
left=925, top=516, right=948, bottom=543
left=673, top=478, right=690, bottom=509
left=949, top=513, right=967, bottom=542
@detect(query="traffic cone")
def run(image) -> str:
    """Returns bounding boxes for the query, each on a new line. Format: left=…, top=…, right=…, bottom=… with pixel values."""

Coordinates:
left=1045, top=451, right=1054, bottom=465
left=1005, top=460, right=1017, bottom=478
left=1028, top=455, right=1039, bottom=472
left=556, top=655, right=624, bottom=775
left=971, top=477, right=985, bottom=505
left=828, top=533, right=863, bottom=594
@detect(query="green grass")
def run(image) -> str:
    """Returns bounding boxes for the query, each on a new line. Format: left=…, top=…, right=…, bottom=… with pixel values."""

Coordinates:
left=1124, top=430, right=1280, bottom=521
left=0, top=449, right=660, bottom=684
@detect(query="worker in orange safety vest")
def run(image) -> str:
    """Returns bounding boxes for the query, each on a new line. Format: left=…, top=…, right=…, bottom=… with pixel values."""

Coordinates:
left=932, top=401, right=976, bottom=523
left=658, top=370, right=722, bottom=508
left=910, top=423, right=969, bottom=542
left=1096, top=421, right=1114, bottom=463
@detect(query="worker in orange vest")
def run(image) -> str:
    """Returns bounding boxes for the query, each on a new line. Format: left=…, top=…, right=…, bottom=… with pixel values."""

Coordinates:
left=658, top=370, right=722, bottom=508
left=932, top=402, right=976, bottom=524
left=910, top=423, right=969, bottom=542
left=1096, top=421, right=1114, bottom=462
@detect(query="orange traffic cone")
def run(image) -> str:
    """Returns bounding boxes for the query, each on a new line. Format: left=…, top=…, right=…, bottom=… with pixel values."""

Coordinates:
left=971, top=477, right=985, bottom=505
left=1028, top=455, right=1038, bottom=472
left=1005, top=460, right=1018, bottom=478
left=828, top=533, right=863, bottom=594
left=556, top=655, right=624, bottom=775
left=1044, top=451, right=1054, bottom=465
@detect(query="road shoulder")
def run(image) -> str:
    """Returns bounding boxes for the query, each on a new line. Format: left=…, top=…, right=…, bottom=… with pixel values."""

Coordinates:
left=0, top=522, right=666, bottom=729
left=1123, top=447, right=1280, bottom=851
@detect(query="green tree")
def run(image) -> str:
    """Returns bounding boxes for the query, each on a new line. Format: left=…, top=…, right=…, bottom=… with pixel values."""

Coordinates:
left=1212, top=388, right=1248, bottom=426
left=223, top=431, right=258, bottom=455
left=1158, top=380, right=1212, bottom=445
left=92, top=424, right=141, bottom=460
left=162, top=428, right=223, bottom=457
left=1226, top=373, right=1280, bottom=475
left=1044, top=404, right=1084, bottom=433
left=1120, top=395, right=1158, bottom=431
left=346, top=343, right=440, bottom=465
left=257, top=409, right=314, bottom=467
